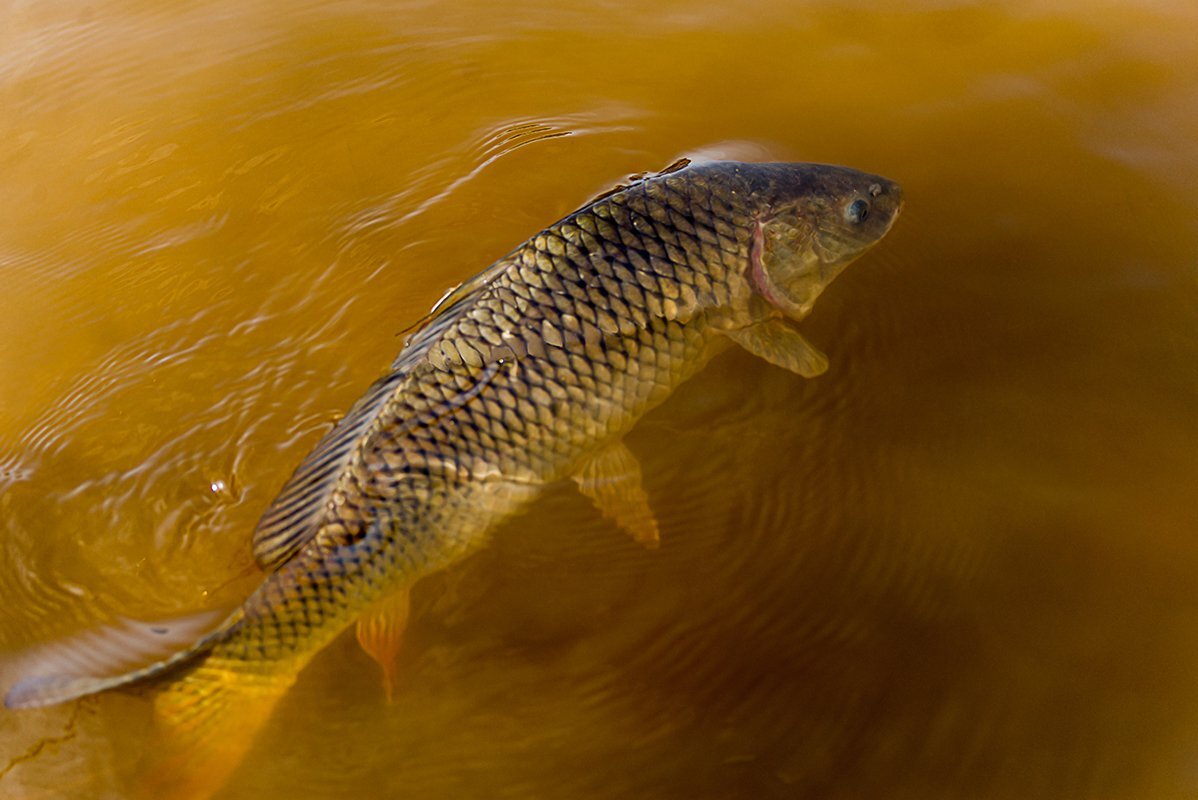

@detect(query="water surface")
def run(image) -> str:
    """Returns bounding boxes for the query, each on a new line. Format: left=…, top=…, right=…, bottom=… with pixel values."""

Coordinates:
left=1, top=1, right=1197, bottom=798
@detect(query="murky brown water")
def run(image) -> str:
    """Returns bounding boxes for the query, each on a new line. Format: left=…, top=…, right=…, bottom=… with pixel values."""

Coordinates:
left=2, top=0, right=1197, bottom=798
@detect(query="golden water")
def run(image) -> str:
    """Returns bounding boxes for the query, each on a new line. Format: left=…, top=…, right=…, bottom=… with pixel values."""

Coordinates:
left=2, top=1, right=1197, bottom=797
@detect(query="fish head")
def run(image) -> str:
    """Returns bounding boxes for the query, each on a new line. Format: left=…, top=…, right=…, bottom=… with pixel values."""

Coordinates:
left=747, top=163, right=902, bottom=320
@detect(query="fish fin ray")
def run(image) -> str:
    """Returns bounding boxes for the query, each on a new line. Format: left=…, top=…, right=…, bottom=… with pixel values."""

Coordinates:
left=258, top=260, right=529, bottom=571
left=723, top=319, right=829, bottom=378
left=572, top=441, right=660, bottom=549
left=4, top=609, right=229, bottom=709
left=137, top=661, right=297, bottom=800
left=355, top=589, right=411, bottom=703
left=394, top=257, right=515, bottom=349
left=586, top=158, right=693, bottom=204
left=657, top=156, right=693, bottom=175
left=251, top=370, right=406, bottom=570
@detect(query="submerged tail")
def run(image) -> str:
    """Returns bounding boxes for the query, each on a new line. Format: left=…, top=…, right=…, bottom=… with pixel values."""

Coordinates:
left=3, top=609, right=300, bottom=799
left=134, top=655, right=299, bottom=800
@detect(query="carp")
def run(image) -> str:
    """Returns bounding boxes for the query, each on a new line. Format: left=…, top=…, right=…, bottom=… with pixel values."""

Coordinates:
left=5, top=159, right=901, bottom=797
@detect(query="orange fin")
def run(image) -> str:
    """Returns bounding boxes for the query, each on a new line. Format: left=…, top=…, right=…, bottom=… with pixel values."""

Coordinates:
left=723, top=319, right=829, bottom=378
left=572, top=441, right=660, bottom=549
left=135, top=659, right=298, bottom=800
left=4, top=609, right=228, bottom=709
left=355, top=589, right=411, bottom=703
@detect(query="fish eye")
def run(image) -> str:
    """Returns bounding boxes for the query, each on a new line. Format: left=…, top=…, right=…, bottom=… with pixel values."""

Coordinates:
left=845, top=198, right=870, bottom=224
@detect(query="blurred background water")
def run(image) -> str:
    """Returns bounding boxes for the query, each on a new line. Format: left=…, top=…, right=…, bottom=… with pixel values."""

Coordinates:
left=1, top=0, right=1196, bottom=797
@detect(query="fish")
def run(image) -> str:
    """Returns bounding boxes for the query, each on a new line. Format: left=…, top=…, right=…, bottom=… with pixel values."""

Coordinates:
left=3, top=159, right=902, bottom=797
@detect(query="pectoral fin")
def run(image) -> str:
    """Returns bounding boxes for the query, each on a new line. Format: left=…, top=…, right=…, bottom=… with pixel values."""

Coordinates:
left=355, top=589, right=411, bottom=703
left=724, top=319, right=829, bottom=378
left=572, top=441, right=660, bottom=549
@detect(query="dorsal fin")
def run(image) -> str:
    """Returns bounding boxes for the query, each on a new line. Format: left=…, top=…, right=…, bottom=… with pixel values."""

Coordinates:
left=251, top=371, right=403, bottom=570
left=253, top=259, right=514, bottom=572
left=396, top=257, right=512, bottom=343
left=587, top=157, right=693, bottom=204
left=658, top=156, right=692, bottom=175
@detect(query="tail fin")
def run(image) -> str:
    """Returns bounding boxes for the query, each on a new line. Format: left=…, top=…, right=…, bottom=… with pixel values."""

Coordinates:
left=3, top=610, right=300, bottom=799
left=134, top=658, right=298, bottom=800
left=4, top=610, right=230, bottom=709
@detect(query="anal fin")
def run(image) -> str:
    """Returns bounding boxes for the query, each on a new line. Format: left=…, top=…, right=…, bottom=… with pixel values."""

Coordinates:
left=723, top=318, right=829, bottom=378
left=355, top=589, right=411, bottom=703
left=572, top=441, right=660, bottom=549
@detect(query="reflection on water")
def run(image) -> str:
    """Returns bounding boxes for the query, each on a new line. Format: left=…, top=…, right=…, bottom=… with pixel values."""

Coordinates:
left=2, top=0, right=1198, bottom=798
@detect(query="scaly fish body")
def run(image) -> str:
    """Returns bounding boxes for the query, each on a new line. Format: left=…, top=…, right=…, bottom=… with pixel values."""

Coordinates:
left=5, top=160, right=901, bottom=797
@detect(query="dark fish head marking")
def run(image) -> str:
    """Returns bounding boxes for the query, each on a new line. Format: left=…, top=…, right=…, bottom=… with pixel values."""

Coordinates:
left=740, top=162, right=903, bottom=319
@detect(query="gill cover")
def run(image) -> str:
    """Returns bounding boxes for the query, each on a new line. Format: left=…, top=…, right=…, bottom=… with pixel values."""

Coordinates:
left=751, top=214, right=829, bottom=320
